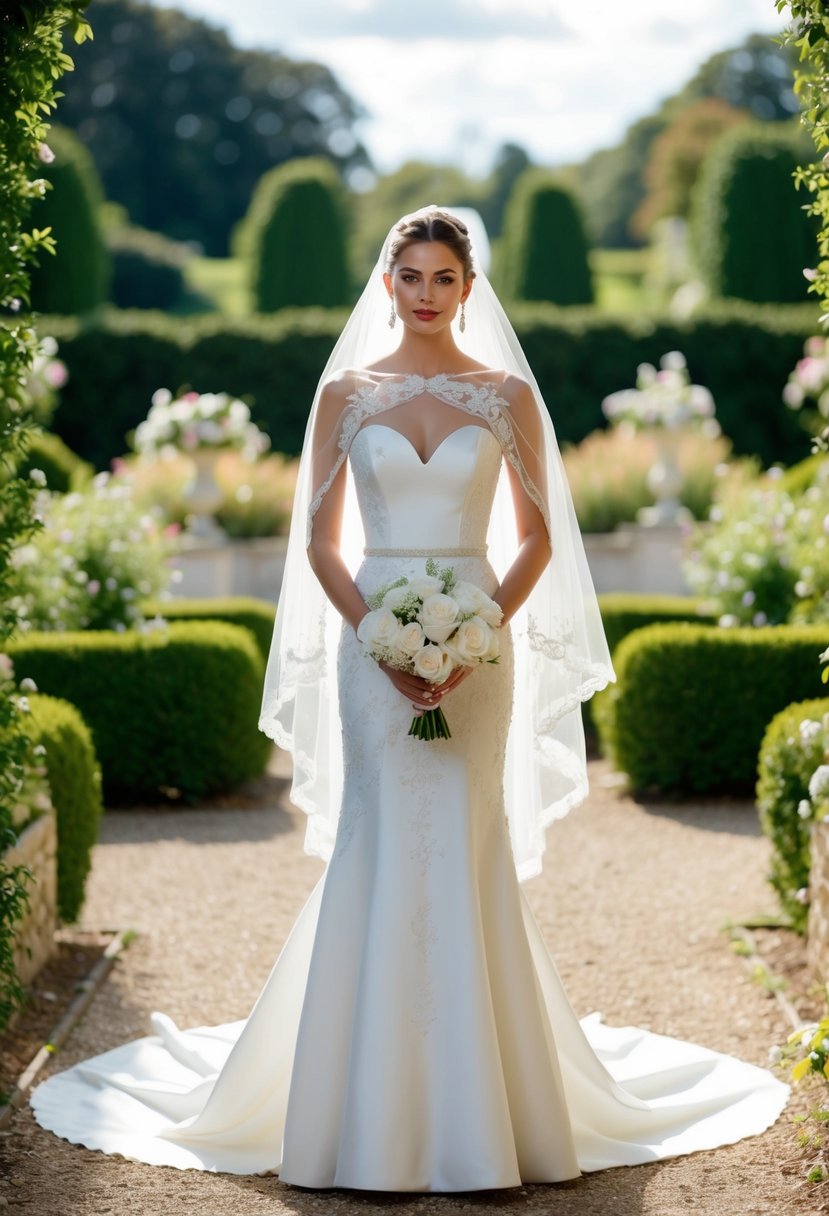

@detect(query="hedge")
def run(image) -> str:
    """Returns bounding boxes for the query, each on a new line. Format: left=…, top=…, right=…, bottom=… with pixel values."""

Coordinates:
left=586, top=594, right=715, bottom=736
left=756, top=697, right=829, bottom=933
left=8, top=622, right=271, bottom=803
left=41, top=301, right=816, bottom=472
left=595, top=623, right=828, bottom=794
left=139, top=595, right=276, bottom=663
left=27, top=693, right=102, bottom=923
left=15, top=429, right=93, bottom=493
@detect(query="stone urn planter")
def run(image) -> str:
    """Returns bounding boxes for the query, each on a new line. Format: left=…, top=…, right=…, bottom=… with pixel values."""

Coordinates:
left=183, top=448, right=226, bottom=542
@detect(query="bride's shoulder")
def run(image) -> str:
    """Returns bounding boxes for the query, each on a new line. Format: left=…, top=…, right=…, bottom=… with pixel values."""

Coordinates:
left=494, top=373, right=535, bottom=410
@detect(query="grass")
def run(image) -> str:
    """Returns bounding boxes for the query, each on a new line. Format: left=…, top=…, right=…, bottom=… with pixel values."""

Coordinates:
left=184, top=256, right=250, bottom=317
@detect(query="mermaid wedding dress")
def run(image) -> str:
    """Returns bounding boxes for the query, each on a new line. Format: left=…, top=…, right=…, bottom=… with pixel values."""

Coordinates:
left=30, top=411, right=788, bottom=1190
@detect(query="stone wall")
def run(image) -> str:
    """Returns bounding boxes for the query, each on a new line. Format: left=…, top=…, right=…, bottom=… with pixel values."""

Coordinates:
left=3, top=813, right=57, bottom=985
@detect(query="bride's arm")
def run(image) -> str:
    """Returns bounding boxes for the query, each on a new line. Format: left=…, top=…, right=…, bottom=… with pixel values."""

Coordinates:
left=491, top=375, right=552, bottom=625
left=306, top=382, right=437, bottom=709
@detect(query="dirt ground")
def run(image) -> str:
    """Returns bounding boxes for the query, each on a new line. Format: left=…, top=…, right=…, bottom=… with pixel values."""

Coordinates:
left=0, top=750, right=823, bottom=1216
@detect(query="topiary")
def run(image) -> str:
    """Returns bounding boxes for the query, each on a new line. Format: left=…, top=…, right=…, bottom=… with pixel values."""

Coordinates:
left=498, top=169, right=593, bottom=305
left=756, top=697, right=829, bottom=933
left=27, top=693, right=102, bottom=923
left=690, top=122, right=818, bottom=303
left=596, top=622, right=828, bottom=794
left=139, top=595, right=275, bottom=663
left=243, top=158, right=350, bottom=312
left=28, top=124, right=111, bottom=314
left=106, top=224, right=190, bottom=311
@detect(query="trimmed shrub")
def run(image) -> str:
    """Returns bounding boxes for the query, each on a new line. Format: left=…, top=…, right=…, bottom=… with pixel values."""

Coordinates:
left=756, top=697, right=829, bottom=932
left=691, top=123, right=818, bottom=303
left=27, top=694, right=102, bottom=923
left=107, top=225, right=190, bottom=311
left=28, top=125, right=111, bottom=314
left=15, top=430, right=93, bottom=493
left=244, top=159, right=350, bottom=312
left=500, top=170, right=594, bottom=305
left=595, top=623, right=828, bottom=793
left=140, top=596, right=276, bottom=664
left=586, top=594, right=714, bottom=737
left=40, top=302, right=816, bottom=472
left=8, top=622, right=271, bottom=802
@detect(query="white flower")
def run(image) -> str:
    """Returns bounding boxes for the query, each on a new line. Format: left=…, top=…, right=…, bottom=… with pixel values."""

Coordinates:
left=809, top=765, right=829, bottom=801
left=445, top=616, right=495, bottom=664
left=800, top=719, right=822, bottom=744
left=412, top=644, right=452, bottom=683
left=19, top=677, right=37, bottom=693
left=452, top=580, right=489, bottom=615
left=798, top=799, right=813, bottom=819
left=767, top=1044, right=783, bottom=1065
left=356, top=607, right=400, bottom=651
left=795, top=887, right=811, bottom=905
left=396, top=621, right=426, bottom=656
left=382, top=585, right=412, bottom=612
left=418, top=593, right=460, bottom=644
left=407, top=574, right=444, bottom=600
left=29, top=468, right=47, bottom=487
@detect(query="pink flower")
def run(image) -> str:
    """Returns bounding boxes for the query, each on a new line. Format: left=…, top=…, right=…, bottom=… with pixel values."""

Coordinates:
left=87, top=580, right=100, bottom=595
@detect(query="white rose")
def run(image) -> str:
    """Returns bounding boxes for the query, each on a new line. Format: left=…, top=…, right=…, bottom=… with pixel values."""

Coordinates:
left=809, top=765, right=829, bottom=801
left=418, top=593, right=460, bottom=643
left=412, top=644, right=452, bottom=683
left=356, top=607, right=400, bottom=652
left=477, top=596, right=503, bottom=629
left=445, top=616, right=494, bottom=664
left=382, top=584, right=411, bottom=611
left=407, top=574, right=444, bottom=600
left=452, top=580, right=488, bottom=615
left=396, top=621, right=426, bottom=656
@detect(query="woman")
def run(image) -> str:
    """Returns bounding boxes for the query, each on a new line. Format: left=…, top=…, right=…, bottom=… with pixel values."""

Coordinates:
left=31, top=207, right=788, bottom=1190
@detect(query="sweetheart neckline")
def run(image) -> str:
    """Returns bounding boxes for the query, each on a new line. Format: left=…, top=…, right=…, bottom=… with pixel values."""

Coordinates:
left=353, top=423, right=498, bottom=468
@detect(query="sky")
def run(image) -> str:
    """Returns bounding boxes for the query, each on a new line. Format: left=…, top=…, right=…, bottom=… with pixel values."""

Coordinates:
left=147, top=0, right=790, bottom=177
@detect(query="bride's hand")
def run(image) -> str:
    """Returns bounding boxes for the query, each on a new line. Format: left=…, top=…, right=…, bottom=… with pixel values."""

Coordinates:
left=379, top=661, right=473, bottom=712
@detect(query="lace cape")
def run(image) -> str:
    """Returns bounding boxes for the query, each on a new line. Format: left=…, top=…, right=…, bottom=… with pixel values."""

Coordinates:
left=260, top=363, right=614, bottom=882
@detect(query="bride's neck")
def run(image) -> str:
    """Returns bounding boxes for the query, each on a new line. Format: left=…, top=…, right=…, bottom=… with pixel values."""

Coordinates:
left=391, top=329, right=464, bottom=378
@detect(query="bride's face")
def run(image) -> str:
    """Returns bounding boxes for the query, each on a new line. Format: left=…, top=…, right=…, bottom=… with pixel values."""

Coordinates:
left=384, top=241, right=473, bottom=335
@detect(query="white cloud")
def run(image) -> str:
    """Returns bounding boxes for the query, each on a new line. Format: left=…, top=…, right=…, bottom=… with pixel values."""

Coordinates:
left=147, top=0, right=791, bottom=173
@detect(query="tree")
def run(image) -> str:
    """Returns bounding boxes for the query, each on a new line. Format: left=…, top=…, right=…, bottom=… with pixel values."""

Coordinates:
left=577, top=33, right=800, bottom=248
left=499, top=170, right=593, bottom=305
left=477, top=143, right=533, bottom=239
left=691, top=122, right=817, bottom=302
left=631, top=99, right=749, bottom=238
left=28, top=124, right=110, bottom=313
left=0, top=0, right=93, bottom=1024
left=51, top=0, right=370, bottom=255
left=246, top=159, right=350, bottom=312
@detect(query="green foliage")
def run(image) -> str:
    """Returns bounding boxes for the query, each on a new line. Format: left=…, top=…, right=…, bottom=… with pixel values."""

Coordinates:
left=8, top=622, right=272, bottom=803
left=691, top=122, right=818, bottom=302
left=500, top=171, right=593, bottom=305
left=756, top=697, right=829, bottom=931
left=107, top=224, right=190, bottom=311
left=139, top=596, right=275, bottom=663
left=0, top=0, right=92, bottom=1025
left=15, top=429, right=93, bottom=492
left=778, top=451, right=826, bottom=495
left=12, top=475, right=172, bottom=632
left=51, top=0, right=369, bottom=255
left=28, top=125, right=110, bottom=314
left=595, top=622, right=828, bottom=793
left=27, top=693, right=102, bottom=923
left=40, top=300, right=817, bottom=472
left=776, top=2, right=829, bottom=327
left=244, top=159, right=350, bottom=312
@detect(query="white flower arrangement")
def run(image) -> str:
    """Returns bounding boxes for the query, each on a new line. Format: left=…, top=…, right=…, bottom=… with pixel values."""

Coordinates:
left=357, top=557, right=502, bottom=740
left=133, top=389, right=269, bottom=458
left=602, top=351, right=718, bottom=434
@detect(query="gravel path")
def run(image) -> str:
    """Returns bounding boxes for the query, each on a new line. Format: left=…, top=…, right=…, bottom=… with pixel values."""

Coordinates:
left=1, top=751, right=813, bottom=1216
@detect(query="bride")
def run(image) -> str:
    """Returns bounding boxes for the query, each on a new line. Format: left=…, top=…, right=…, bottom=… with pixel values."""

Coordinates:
left=31, top=206, right=788, bottom=1191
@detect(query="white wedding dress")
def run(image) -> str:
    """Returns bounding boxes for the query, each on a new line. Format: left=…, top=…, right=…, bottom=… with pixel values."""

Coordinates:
left=31, top=418, right=788, bottom=1191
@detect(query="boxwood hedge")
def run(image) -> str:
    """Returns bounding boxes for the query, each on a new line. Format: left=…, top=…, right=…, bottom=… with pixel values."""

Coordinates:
left=9, top=622, right=271, bottom=803
left=595, top=622, right=828, bottom=794
left=140, top=595, right=275, bottom=663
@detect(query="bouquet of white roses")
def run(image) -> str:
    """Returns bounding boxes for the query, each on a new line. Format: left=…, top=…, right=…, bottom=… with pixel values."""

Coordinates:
left=356, top=557, right=502, bottom=741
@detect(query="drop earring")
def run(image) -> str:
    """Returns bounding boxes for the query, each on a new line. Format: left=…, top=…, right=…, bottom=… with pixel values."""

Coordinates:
left=459, top=301, right=466, bottom=334
left=388, top=300, right=396, bottom=329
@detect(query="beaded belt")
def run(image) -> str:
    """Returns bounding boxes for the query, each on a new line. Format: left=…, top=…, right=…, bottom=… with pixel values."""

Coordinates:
left=363, top=545, right=487, bottom=558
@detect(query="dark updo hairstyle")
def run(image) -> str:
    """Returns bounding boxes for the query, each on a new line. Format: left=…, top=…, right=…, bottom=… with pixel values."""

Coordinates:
left=385, top=209, right=475, bottom=282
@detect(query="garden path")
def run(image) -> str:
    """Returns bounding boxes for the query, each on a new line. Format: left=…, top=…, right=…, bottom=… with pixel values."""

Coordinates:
left=2, top=752, right=813, bottom=1216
